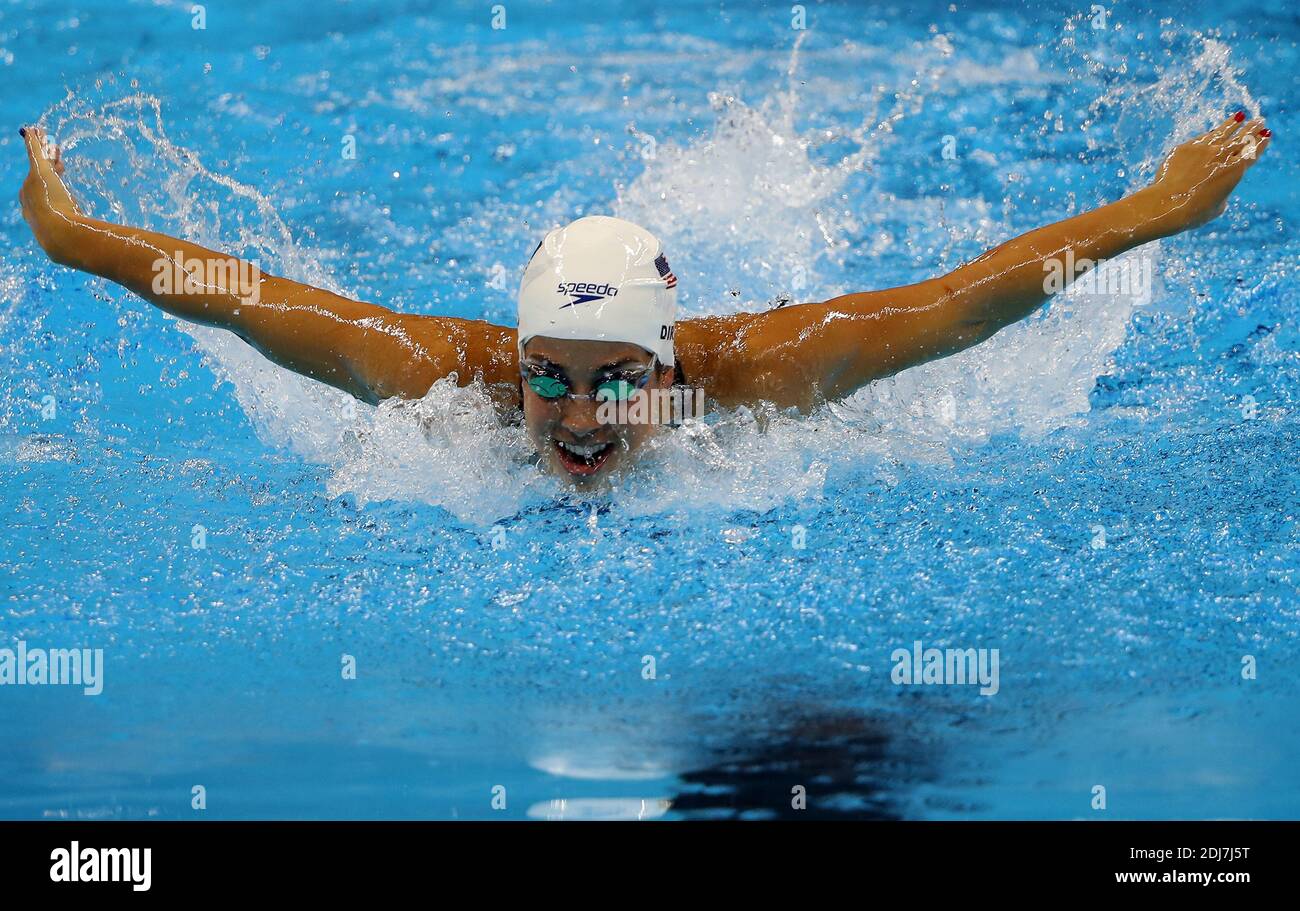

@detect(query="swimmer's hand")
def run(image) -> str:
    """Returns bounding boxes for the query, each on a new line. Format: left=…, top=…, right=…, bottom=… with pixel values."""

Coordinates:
left=18, top=126, right=84, bottom=260
left=1145, top=112, right=1271, bottom=232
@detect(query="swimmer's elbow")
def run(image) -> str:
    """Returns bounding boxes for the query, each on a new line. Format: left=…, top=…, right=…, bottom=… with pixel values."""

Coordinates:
left=931, top=269, right=1037, bottom=338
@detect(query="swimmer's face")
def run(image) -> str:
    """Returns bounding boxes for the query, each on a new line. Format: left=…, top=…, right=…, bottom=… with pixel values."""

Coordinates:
left=521, top=337, right=675, bottom=488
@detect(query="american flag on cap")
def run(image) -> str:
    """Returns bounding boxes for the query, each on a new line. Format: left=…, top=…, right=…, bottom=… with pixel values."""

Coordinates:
left=654, top=252, right=677, bottom=289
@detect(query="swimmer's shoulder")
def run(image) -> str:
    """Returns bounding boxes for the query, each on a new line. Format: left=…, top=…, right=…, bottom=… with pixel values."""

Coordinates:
left=674, top=306, right=825, bottom=410
left=400, top=314, right=518, bottom=376
left=673, top=310, right=773, bottom=405
left=361, top=313, right=520, bottom=407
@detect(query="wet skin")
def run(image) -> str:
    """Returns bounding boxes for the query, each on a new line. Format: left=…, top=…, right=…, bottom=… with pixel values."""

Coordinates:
left=18, top=113, right=1272, bottom=485
left=520, top=337, right=673, bottom=487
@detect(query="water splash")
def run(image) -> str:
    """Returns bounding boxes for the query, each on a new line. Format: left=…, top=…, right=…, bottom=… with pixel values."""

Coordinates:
left=616, top=30, right=953, bottom=311
left=31, top=30, right=1258, bottom=523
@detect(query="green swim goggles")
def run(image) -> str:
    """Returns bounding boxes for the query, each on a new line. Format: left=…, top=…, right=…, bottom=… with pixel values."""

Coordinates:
left=522, top=357, right=657, bottom=403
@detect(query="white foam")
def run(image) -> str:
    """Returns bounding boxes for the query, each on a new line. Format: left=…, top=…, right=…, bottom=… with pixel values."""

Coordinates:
left=32, top=32, right=1257, bottom=524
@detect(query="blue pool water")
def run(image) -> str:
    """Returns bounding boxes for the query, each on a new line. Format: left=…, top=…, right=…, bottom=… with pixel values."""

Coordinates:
left=1, top=0, right=1297, bottom=820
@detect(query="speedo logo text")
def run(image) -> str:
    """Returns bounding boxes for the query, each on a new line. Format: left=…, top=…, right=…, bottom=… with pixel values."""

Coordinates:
left=556, top=281, right=618, bottom=308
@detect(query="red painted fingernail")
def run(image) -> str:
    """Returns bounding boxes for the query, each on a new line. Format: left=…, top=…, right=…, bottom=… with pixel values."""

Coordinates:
left=1233, top=111, right=1245, bottom=122
left=1259, top=128, right=1272, bottom=137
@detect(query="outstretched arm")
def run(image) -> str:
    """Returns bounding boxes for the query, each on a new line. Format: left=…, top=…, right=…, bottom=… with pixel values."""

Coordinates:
left=18, top=127, right=519, bottom=405
left=678, top=113, right=1271, bottom=410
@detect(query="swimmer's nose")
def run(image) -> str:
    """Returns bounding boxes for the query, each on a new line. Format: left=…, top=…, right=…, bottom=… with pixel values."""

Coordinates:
left=558, top=399, right=604, bottom=437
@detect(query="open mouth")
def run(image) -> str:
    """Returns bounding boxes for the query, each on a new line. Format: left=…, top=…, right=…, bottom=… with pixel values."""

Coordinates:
left=553, top=439, right=615, bottom=477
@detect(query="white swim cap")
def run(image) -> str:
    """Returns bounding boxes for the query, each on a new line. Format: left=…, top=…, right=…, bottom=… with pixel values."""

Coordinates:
left=517, top=215, right=678, bottom=365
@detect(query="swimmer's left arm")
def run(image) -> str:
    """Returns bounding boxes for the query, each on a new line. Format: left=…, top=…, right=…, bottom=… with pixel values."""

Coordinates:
left=690, top=114, right=1270, bottom=409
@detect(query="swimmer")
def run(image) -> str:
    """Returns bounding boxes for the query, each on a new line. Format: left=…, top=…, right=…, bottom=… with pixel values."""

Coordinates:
left=18, top=113, right=1271, bottom=486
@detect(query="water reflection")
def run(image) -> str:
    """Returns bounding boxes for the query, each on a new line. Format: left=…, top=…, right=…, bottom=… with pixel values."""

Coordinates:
left=668, top=709, right=932, bottom=820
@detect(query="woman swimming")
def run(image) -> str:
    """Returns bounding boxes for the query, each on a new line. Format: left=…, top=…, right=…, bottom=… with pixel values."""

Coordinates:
left=18, top=113, right=1270, bottom=486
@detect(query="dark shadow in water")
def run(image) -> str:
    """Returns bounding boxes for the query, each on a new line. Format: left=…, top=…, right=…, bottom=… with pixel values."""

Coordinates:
left=669, top=708, right=938, bottom=820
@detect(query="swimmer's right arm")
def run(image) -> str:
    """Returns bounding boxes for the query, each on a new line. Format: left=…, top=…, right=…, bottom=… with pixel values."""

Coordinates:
left=678, top=112, right=1271, bottom=410
left=18, top=127, right=520, bottom=406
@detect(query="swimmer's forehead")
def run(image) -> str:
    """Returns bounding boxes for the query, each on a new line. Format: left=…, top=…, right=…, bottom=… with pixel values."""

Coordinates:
left=522, top=337, right=656, bottom=371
